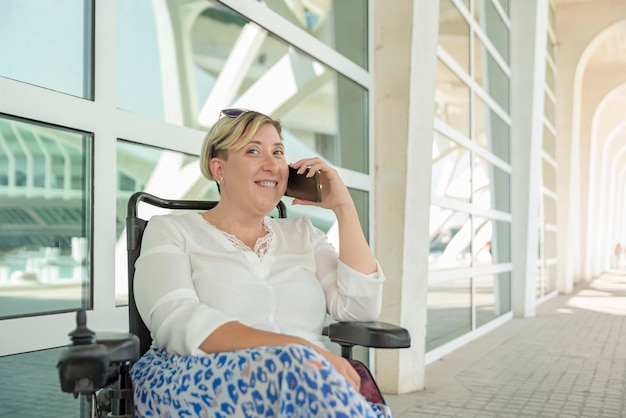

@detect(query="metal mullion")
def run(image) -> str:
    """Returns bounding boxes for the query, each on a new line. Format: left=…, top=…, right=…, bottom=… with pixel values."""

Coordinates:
left=218, top=0, right=371, bottom=89
left=542, top=150, right=557, bottom=168
left=438, top=45, right=511, bottom=126
left=434, top=120, right=511, bottom=175
left=543, top=115, right=556, bottom=134
left=489, top=0, right=510, bottom=29
left=542, top=185, right=557, bottom=201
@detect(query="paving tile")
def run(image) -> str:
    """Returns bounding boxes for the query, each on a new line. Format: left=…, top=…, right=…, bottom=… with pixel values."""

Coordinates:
left=388, top=272, right=626, bottom=418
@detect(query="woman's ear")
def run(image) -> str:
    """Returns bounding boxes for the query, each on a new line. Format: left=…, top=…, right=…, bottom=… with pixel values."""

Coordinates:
left=209, top=157, right=224, bottom=181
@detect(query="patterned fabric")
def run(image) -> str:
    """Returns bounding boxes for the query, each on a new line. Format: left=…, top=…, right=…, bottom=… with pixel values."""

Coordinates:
left=130, top=344, right=392, bottom=418
left=216, top=221, right=273, bottom=261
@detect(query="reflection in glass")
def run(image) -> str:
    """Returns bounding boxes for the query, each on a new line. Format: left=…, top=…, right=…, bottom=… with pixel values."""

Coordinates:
left=435, top=59, right=470, bottom=137
left=117, top=0, right=369, bottom=173
left=475, top=272, right=511, bottom=328
left=473, top=94, right=510, bottom=163
left=0, top=348, right=83, bottom=416
left=474, top=0, right=509, bottom=64
left=439, top=0, right=470, bottom=73
left=475, top=37, right=509, bottom=113
left=499, top=0, right=510, bottom=17
left=472, top=156, right=510, bottom=212
left=429, top=208, right=471, bottom=269
left=0, top=115, right=92, bottom=318
left=473, top=217, right=511, bottom=265
left=426, top=279, right=471, bottom=351
left=0, top=0, right=93, bottom=98
left=262, top=0, right=368, bottom=69
left=348, top=188, right=369, bottom=241
left=432, top=133, right=471, bottom=202
left=115, top=140, right=339, bottom=304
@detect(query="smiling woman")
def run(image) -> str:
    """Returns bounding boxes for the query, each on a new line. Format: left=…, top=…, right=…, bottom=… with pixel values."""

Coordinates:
left=129, top=109, right=391, bottom=416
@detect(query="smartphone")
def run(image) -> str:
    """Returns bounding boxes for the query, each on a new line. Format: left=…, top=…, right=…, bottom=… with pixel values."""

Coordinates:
left=285, top=166, right=322, bottom=202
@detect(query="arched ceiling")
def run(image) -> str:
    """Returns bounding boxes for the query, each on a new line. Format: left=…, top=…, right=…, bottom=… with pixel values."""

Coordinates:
left=554, top=0, right=626, bottom=276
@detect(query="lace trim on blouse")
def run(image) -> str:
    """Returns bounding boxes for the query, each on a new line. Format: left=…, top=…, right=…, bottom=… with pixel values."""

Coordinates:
left=220, top=222, right=273, bottom=260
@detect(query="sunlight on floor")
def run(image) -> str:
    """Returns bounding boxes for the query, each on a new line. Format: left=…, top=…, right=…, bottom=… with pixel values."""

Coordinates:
left=566, top=272, right=626, bottom=315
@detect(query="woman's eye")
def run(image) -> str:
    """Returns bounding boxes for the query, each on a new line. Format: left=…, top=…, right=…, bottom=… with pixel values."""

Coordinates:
left=274, top=149, right=284, bottom=155
left=247, top=149, right=260, bottom=155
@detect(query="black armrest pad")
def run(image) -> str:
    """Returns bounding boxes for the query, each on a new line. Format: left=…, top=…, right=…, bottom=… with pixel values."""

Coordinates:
left=324, top=321, right=411, bottom=349
left=96, top=332, right=141, bottom=363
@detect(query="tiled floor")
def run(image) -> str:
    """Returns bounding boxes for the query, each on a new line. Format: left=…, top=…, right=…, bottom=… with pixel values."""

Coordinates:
left=386, top=271, right=626, bottom=417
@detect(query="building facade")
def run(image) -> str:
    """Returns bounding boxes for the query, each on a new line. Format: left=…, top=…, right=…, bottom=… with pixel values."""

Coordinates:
left=1, top=0, right=625, bottom=414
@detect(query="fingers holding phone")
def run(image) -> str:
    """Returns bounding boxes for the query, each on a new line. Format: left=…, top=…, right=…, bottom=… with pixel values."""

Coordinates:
left=287, top=159, right=353, bottom=210
left=285, top=166, right=322, bottom=202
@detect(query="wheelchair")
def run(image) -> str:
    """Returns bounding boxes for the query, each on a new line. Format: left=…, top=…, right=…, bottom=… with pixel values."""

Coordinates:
left=57, top=191, right=411, bottom=417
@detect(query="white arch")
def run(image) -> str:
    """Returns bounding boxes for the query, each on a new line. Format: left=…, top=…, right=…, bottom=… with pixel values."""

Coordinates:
left=600, top=145, right=626, bottom=273
left=589, top=103, right=626, bottom=276
left=571, top=19, right=626, bottom=280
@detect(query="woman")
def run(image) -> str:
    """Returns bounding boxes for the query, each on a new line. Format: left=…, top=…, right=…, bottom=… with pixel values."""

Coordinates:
left=130, top=109, right=391, bottom=417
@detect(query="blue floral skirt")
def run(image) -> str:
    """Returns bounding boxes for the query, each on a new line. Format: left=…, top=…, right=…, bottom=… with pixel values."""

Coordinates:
left=129, top=343, right=392, bottom=417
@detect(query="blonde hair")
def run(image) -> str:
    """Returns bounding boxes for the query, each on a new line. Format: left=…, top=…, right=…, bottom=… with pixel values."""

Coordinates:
left=200, top=110, right=282, bottom=181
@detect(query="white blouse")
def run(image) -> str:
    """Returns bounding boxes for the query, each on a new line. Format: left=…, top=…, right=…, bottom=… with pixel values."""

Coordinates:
left=133, top=212, right=385, bottom=356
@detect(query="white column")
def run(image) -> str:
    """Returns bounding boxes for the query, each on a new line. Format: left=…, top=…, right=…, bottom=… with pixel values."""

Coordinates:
left=373, top=0, right=439, bottom=394
left=510, top=0, right=548, bottom=317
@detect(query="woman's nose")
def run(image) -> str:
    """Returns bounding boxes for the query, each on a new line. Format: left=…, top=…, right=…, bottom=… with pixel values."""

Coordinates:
left=262, top=155, right=281, bottom=171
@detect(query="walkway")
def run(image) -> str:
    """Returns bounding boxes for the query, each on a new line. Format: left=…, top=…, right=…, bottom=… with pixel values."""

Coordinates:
left=386, top=271, right=626, bottom=417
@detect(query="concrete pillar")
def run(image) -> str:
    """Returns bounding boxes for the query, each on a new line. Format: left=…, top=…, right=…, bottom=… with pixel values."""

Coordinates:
left=510, top=0, right=548, bottom=317
left=373, top=0, right=439, bottom=394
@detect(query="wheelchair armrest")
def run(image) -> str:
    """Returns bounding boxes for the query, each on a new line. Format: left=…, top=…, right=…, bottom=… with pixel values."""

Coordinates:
left=96, top=332, right=141, bottom=363
left=324, top=321, right=411, bottom=349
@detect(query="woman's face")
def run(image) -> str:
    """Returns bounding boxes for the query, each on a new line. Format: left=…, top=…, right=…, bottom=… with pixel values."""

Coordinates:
left=216, top=123, right=288, bottom=214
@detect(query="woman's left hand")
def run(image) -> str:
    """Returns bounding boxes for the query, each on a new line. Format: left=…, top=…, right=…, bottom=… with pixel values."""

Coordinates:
left=290, top=158, right=353, bottom=211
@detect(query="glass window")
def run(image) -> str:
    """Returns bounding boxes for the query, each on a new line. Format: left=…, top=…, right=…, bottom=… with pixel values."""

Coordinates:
left=547, top=263, right=557, bottom=294
left=115, top=139, right=340, bottom=303
left=0, top=115, right=92, bottom=318
left=473, top=94, right=510, bottom=163
left=475, top=272, right=511, bottom=328
left=543, top=194, right=556, bottom=225
left=544, top=230, right=557, bottom=260
left=435, top=59, right=470, bottom=137
left=429, top=208, right=472, bottom=270
left=474, top=217, right=511, bottom=265
left=543, top=125, right=555, bottom=158
left=349, top=188, right=369, bottom=241
left=426, top=278, right=471, bottom=351
left=0, top=348, right=82, bottom=416
left=117, top=0, right=369, bottom=174
left=475, top=37, right=509, bottom=113
left=543, top=159, right=556, bottom=191
left=439, top=0, right=470, bottom=73
left=546, top=59, right=555, bottom=94
left=472, top=156, right=510, bottom=212
left=498, top=0, right=510, bottom=17
left=544, top=92, right=555, bottom=126
left=0, top=0, right=93, bottom=99
left=432, top=133, right=471, bottom=203
left=263, top=0, right=368, bottom=69
left=474, top=0, right=509, bottom=64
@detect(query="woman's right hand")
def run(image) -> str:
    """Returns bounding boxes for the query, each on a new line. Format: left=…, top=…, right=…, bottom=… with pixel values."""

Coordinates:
left=317, top=348, right=361, bottom=391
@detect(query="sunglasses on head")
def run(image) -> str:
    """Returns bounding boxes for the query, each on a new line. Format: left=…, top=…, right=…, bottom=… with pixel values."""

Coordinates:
left=220, top=108, right=249, bottom=118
